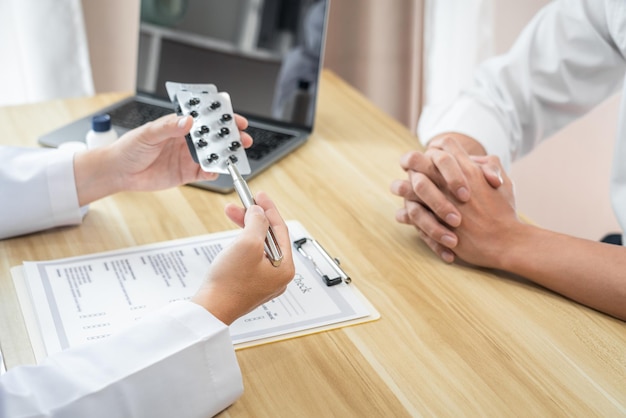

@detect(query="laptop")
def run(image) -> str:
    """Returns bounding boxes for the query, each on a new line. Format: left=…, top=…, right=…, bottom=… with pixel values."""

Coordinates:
left=39, top=0, right=329, bottom=193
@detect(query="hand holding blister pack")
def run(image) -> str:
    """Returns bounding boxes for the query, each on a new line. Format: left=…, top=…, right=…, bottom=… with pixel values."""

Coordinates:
left=166, top=81, right=282, bottom=267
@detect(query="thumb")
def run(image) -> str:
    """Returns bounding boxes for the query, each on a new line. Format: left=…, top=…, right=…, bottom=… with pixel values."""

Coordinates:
left=242, top=205, right=270, bottom=240
left=471, top=155, right=504, bottom=189
left=481, top=165, right=504, bottom=188
left=139, top=114, right=192, bottom=145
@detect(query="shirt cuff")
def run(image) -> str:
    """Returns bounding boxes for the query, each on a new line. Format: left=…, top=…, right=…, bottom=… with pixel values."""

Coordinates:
left=158, top=301, right=244, bottom=404
left=48, top=149, right=86, bottom=226
left=159, top=300, right=230, bottom=339
left=418, top=95, right=513, bottom=170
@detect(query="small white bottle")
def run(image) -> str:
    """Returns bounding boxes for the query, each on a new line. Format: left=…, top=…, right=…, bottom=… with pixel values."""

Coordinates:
left=86, top=114, right=118, bottom=149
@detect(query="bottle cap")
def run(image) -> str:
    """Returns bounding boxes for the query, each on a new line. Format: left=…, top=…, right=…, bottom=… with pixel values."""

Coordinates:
left=92, top=114, right=112, bottom=132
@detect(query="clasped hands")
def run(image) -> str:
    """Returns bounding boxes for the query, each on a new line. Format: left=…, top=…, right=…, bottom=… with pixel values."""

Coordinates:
left=391, top=136, right=520, bottom=270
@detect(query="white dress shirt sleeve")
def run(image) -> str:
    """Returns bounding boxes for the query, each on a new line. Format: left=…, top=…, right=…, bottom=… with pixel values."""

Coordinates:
left=418, top=0, right=626, bottom=170
left=0, top=301, right=243, bottom=418
left=0, top=146, right=85, bottom=239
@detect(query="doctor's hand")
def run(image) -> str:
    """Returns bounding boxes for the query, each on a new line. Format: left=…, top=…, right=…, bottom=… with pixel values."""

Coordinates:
left=73, top=113, right=253, bottom=206
left=191, top=192, right=295, bottom=325
left=390, top=134, right=504, bottom=263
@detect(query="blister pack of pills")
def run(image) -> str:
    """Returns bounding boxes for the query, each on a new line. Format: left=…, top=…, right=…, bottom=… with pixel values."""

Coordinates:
left=165, top=81, right=251, bottom=175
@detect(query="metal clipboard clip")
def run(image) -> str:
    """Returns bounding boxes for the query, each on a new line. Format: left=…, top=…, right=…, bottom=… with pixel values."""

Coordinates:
left=293, top=237, right=351, bottom=286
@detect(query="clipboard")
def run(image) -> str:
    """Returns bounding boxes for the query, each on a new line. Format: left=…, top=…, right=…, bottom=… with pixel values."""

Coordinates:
left=12, top=221, right=380, bottom=361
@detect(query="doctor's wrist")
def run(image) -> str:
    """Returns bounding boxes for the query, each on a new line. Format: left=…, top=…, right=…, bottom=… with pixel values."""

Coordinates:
left=74, top=146, right=122, bottom=206
left=191, top=289, right=239, bottom=326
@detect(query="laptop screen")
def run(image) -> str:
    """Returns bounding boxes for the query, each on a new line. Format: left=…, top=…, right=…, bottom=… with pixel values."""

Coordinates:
left=137, top=0, right=328, bottom=130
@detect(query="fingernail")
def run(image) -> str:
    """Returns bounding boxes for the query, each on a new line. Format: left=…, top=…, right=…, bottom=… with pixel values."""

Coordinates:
left=177, top=115, right=189, bottom=128
left=441, top=250, right=455, bottom=263
left=445, top=213, right=461, bottom=227
left=456, top=187, right=470, bottom=201
left=441, top=234, right=457, bottom=247
left=497, top=171, right=504, bottom=185
left=399, top=153, right=410, bottom=167
left=248, top=205, right=264, bottom=215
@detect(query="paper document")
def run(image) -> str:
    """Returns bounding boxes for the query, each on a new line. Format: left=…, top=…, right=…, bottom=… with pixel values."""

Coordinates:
left=14, top=221, right=378, bottom=360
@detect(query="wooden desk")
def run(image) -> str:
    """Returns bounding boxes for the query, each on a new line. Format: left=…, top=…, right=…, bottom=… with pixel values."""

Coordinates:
left=1, top=71, right=624, bottom=417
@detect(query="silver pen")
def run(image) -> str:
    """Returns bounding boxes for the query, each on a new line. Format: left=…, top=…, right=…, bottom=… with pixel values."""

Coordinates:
left=226, top=160, right=283, bottom=267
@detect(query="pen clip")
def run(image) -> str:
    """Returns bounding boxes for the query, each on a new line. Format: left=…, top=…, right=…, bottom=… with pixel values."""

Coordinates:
left=293, top=237, right=351, bottom=286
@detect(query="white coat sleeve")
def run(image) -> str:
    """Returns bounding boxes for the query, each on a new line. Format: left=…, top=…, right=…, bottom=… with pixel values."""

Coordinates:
left=0, top=146, right=85, bottom=240
left=418, top=0, right=626, bottom=170
left=0, top=301, right=243, bottom=418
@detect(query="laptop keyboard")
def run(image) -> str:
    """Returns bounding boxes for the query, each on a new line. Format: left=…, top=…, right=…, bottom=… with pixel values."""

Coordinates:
left=244, top=125, right=296, bottom=161
left=108, top=101, right=173, bottom=130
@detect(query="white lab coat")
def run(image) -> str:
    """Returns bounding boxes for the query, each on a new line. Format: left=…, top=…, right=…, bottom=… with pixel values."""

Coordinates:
left=418, top=0, right=626, bottom=239
left=0, top=146, right=244, bottom=417
left=0, top=147, right=84, bottom=240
